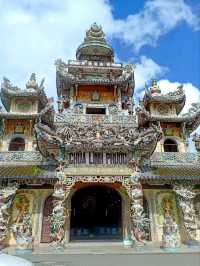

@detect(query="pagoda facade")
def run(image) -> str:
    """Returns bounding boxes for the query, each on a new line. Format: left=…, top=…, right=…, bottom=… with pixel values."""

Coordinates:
left=0, top=23, right=200, bottom=250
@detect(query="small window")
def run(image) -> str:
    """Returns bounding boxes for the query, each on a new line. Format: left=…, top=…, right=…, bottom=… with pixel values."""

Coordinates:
left=164, top=139, right=178, bottom=152
left=9, top=137, right=25, bottom=151
left=86, top=107, right=106, bottom=115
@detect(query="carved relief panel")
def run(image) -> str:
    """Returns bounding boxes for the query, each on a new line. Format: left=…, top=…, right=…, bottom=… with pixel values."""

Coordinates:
left=156, top=192, right=179, bottom=225
left=161, top=122, right=182, bottom=138
left=76, top=85, right=115, bottom=103
left=11, top=193, right=33, bottom=224
left=5, top=119, right=33, bottom=136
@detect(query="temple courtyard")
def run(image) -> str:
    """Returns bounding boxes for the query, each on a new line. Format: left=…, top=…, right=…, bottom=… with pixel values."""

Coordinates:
left=3, top=243, right=200, bottom=266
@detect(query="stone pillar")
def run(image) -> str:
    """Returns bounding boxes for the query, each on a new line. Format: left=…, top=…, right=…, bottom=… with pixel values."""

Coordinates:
left=32, top=189, right=52, bottom=246
left=129, top=172, right=149, bottom=246
left=173, top=185, right=198, bottom=245
left=49, top=166, right=74, bottom=247
left=64, top=187, right=75, bottom=244
left=122, top=194, right=132, bottom=242
left=143, top=190, right=157, bottom=242
left=50, top=181, right=67, bottom=247
left=0, top=182, right=18, bottom=248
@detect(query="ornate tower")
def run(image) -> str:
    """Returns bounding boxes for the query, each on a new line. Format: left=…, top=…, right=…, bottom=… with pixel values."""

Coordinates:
left=55, top=23, right=135, bottom=116
left=35, top=24, right=161, bottom=244
left=0, top=74, right=47, bottom=152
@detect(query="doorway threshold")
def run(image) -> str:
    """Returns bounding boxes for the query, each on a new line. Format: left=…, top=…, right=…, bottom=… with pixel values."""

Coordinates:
left=68, top=240, right=123, bottom=247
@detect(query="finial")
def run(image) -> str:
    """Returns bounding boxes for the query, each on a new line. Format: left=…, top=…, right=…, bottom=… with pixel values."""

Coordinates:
left=86, top=22, right=105, bottom=40
left=26, top=73, right=38, bottom=90
left=150, top=79, right=161, bottom=94
left=152, top=79, right=157, bottom=86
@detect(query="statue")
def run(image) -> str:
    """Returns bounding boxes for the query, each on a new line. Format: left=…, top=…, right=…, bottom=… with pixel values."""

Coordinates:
left=26, top=73, right=38, bottom=90
left=161, top=216, right=180, bottom=249
left=163, top=198, right=173, bottom=218
left=108, top=104, right=118, bottom=115
left=91, top=91, right=101, bottom=101
left=57, top=98, right=64, bottom=113
left=11, top=195, right=33, bottom=252
left=11, top=213, right=33, bottom=252
left=73, top=103, right=83, bottom=114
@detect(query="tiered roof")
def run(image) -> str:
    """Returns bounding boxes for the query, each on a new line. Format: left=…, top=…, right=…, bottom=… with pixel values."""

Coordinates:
left=56, top=23, right=135, bottom=100
left=76, top=22, right=114, bottom=62
left=0, top=73, right=48, bottom=113
left=137, top=80, right=200, bottom=134
left=143, top=80, right=185, bottom=114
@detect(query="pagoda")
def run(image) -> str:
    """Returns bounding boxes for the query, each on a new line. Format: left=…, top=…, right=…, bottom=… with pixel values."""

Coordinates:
left=0, top=24, right=200, bottom=250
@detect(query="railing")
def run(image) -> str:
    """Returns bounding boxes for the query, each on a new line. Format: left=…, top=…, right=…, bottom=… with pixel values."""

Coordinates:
left=68, top=60, right=123, bottom=68
left=151, top=152, right=200, bottom=166
left=0, top=151, right=43, bottom=162
left=55, top=113, right=136, bottom=126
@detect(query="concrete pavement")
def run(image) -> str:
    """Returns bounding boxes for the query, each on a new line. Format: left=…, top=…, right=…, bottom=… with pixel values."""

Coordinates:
left=3, top=242, right=200, bottom=266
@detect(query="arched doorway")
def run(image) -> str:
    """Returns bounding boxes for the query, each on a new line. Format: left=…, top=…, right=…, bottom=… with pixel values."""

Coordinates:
left=163, top=139, right=178, bottom=152
left=41, top=195, right=53, bottom=243
left=70, top=185, right=122, bottom=240
left=9, top=137, right=25, bottom=151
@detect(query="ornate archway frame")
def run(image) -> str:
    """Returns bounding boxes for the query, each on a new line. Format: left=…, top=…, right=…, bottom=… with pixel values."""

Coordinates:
left=51, top=175, right=133, bottom=245
left=66, top=180, right=132, bottom=243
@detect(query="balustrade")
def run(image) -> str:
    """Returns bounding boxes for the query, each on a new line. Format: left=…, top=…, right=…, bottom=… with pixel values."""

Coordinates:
left=151, top=152, right=200, bottom=166
left=0, top=151, right=43, bottom=162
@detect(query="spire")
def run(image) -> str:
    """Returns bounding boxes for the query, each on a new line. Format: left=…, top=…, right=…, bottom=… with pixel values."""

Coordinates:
left=76, top=23, right=114, bottom=62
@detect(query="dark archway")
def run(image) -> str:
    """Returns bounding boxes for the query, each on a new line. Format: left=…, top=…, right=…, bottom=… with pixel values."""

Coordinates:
left=41, top=195, right=53, bottom=243
left=9, top=137, right=25, bottom=151
left=70, top=185, right=122, bottom=240
left=163, top=139, right=178, bottom=152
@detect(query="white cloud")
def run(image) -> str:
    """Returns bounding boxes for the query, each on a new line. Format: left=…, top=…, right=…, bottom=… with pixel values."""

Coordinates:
left=113, top=0, right=200, bottom=51
left=0, top=0, right=199, bottom=101
left=0, top=0, right=115, bottom=99
left=157, top=79, right=200, bottom=113
left=135, top=56, right=167, bottom=94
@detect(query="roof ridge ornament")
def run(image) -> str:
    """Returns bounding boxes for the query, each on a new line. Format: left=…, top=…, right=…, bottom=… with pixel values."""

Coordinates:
left=26, top=73, right=38, bottom=90
left=2, top=77, right=19, bottom=91
left=150, top=79, right=161, bottom=94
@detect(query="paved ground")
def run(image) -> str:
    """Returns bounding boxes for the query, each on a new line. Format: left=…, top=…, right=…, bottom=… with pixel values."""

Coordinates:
left=3, top=243, right=200, bottom=266
left=19, top=253, right=200, bottom=266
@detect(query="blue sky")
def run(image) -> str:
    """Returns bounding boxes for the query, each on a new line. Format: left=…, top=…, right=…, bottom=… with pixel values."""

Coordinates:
left=0, top=0, right=200, bottom=112
left=110, top=0, right=200, bottom=89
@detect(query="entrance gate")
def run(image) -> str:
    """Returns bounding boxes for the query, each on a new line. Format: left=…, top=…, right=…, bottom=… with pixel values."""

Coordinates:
left=70, top=185, right=122, bottom=240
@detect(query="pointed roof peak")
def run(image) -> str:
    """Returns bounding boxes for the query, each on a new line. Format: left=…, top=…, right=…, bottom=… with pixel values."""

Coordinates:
left=76, top=23, right=114, bottom=62
left=86, top=23, right=105, bottom=40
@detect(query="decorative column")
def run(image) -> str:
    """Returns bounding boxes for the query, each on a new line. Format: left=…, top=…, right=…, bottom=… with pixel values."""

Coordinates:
left=129, top=171, right=149, bottom=246
left=0, top=182, right=18, bottom=248
left=49, top=163, right=72, bottom=248
left=173, top=185, right=198, bottom=246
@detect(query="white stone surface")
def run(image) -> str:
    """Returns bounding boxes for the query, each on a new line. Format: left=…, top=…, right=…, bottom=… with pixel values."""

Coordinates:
left=0, top=254, right=33, bottom=266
